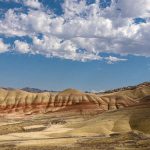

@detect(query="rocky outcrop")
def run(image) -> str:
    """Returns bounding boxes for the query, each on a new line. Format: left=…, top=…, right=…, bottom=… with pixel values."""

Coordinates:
left=0, top=83, right=149, bottom=115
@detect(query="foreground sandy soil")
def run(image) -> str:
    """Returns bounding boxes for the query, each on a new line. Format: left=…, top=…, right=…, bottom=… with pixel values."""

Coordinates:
left=0, top=103, right=150, bottom=150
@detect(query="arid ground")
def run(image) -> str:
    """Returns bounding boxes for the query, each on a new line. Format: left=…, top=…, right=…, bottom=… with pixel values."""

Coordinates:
left=0, top=82, right=150, bottom=150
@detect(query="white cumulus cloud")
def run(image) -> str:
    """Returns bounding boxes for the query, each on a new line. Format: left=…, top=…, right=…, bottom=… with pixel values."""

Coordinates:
left=14, top=40, right=30, bottom=53
left=24, top=0, right=41, bottom=9
left=0, top=39, right=9, bottom=53
left=0, top=0, right=149, bottom=61
left=105, top=56, right=127, bottom=64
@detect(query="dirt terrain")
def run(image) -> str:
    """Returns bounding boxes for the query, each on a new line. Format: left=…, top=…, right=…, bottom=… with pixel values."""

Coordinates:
left=0, top=82, right=149, bottom=150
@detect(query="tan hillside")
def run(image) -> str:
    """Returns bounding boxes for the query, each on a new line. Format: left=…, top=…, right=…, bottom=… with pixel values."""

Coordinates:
left=66, top=102, right=150, bottom=136
left=58, top=88, right=83, bottom=95
left=0, top=84, right=149, bottom=150
left=0, top=82, right=149, bottom=115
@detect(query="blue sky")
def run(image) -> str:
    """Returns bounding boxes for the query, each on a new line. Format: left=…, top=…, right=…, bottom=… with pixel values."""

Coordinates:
left=0, top=0, right=149, bottom=91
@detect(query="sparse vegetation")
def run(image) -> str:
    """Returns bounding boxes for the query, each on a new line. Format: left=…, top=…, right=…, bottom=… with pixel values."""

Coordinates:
left=0, top=131, right=150, bottom=150
left=0, top=123, right=24, bottom=135
left=50, top=119, right=66, bottom=125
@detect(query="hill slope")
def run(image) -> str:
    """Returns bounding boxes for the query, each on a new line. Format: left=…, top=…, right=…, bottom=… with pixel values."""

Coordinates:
left=0, top=82, right=149, bottom=115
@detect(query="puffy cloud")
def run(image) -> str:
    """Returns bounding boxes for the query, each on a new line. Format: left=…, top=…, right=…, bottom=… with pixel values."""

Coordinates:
left=0, top=0, right=42, bottom=9
left=0, top=0, right=149, bottom=61
left=24, top=0, right=41, bottom=9
left=114, top=0, right=150, bottom=18
left=0, top=9, right=51, bottom=36
left=14, top=40, right=30, bottom=53
left=105, top=56, right=127, bottom=64
left=32, top=35, right=101, bottom=61
left=0, top=39, right=9, bottom=53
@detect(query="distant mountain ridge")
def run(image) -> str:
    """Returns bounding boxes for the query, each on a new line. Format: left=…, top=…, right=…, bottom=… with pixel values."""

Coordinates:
left=98, top=82, right=150, bottom=94
left=1, top=82, right=149, bottom=93
left=21, top=87, right=50, bottom=93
